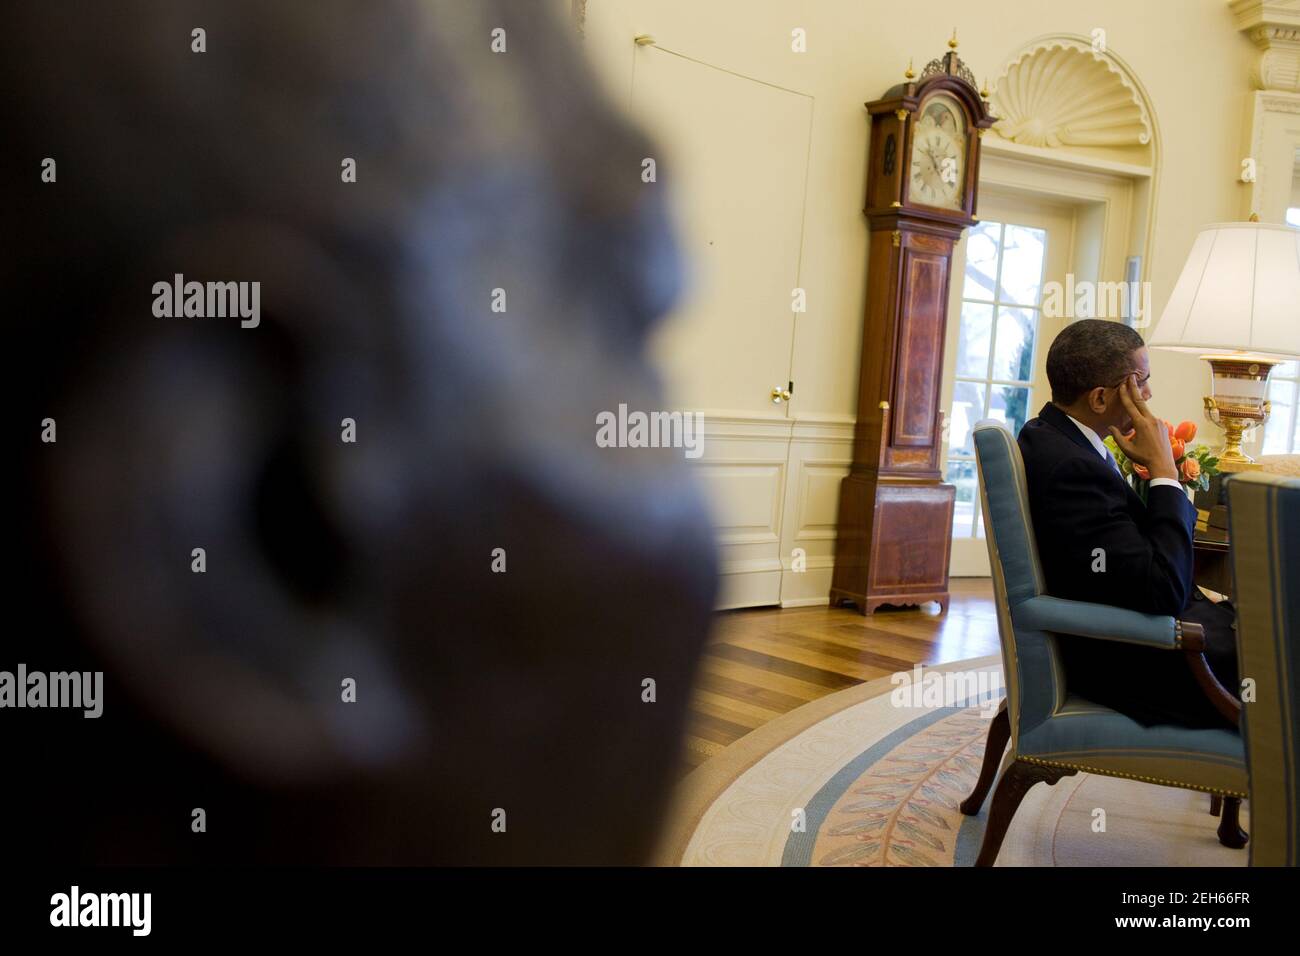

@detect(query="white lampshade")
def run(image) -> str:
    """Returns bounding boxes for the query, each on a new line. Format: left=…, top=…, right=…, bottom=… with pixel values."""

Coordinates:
left=1148, top=221, right=1300, bottom=361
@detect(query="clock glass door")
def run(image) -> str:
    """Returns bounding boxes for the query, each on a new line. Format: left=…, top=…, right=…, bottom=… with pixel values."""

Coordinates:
left=940, top=194, right=1073, bottom=576
left=909, top=93, right=968, bottom=211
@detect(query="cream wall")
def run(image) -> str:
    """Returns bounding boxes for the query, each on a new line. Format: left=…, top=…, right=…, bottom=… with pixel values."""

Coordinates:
left=586, top=0, right=1253, bottom=418
left=579, top=1, right=1258, bottom=603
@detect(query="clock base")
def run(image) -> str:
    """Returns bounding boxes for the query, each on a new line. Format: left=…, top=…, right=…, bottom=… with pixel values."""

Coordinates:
left=829, top=474, right=954, bottom=617
left=829, top=590, right=950, bottom=616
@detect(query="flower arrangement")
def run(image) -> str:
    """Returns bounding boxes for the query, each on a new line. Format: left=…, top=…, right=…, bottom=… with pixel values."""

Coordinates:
left=1103, top=420, right=1219, bottom=504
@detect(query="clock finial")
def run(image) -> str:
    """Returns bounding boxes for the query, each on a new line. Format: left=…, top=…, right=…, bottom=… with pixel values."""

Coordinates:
left=948, top=29, right=958, bottom=50
left=904, top=58, right=916, bottom=80
left=980, top=77, right=990, bottom=100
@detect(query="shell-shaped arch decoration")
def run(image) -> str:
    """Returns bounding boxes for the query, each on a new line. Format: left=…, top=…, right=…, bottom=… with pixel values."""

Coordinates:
left=991, top=38, right=1153, bottom=150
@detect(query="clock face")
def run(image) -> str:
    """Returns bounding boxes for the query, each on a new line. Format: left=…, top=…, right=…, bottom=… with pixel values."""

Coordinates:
left=909, top=94, right=967, bottom=211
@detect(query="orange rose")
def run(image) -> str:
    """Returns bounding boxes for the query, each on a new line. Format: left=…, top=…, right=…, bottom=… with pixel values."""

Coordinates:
left=1181, top=457, right=1201, bottom=482
left=1133, top=464, right=1150, bottom=480
left=1175, top=420, right=1197, bottom=442
left=1170, top=437, right=1185, bottom=459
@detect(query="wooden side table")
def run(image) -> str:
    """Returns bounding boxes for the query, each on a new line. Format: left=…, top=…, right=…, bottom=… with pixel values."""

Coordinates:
left=1193, top=536, right=1232, bottom=597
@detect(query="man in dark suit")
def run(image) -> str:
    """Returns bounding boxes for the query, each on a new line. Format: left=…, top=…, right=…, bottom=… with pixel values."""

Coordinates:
left=1017, top=319, right=1238, bottom=729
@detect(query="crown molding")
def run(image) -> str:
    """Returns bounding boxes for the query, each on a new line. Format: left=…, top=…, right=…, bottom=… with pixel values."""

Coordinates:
left=1233, top=0, right=1300, bottom=91
left=1231, top=0, right=1300, bottom=32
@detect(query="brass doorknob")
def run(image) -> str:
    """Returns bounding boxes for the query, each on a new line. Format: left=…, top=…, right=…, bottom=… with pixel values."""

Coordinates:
left=771, top=385, right=792, bottom=404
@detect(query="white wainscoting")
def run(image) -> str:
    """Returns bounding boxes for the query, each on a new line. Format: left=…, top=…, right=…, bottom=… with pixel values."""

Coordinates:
left=693, top=411, right=854, bottom=609
left=778, top=414, right=855, bottom=607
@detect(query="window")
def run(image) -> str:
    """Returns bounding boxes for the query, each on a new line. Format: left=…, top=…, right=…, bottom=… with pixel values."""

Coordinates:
left=1286, top=207, right=1300, bottom=228
left=946, top=220, right=1047, bottom=537
left=1262, top=361, right=1300, bottom=455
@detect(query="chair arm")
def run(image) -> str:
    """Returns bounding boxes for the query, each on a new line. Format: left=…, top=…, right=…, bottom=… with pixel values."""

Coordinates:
left=1011, top=595, right=1191, bottom=650
left=1013, top=597, right=1239, bottom=725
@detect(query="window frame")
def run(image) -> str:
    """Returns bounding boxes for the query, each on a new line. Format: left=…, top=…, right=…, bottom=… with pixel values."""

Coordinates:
left=946, top=219, right=1048, bottom=539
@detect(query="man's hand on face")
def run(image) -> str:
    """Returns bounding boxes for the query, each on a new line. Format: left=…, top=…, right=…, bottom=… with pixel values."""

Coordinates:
left=1107, top=374, right=1178, bottom=481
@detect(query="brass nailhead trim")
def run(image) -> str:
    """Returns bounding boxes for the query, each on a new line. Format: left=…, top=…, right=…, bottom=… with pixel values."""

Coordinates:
left=1019, top=754, right=1247, bottom=799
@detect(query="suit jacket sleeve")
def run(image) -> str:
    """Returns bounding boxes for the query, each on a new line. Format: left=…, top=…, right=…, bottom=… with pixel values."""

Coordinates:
left=1036, top=455, right=1196, bottom=616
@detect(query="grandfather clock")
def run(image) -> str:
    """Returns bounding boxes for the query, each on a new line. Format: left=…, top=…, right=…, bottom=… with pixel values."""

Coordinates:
left=830, top=40, right=995, bottom=615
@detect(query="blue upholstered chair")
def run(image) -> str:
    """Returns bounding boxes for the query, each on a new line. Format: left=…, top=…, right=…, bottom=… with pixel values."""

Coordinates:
left=960, top=421, right=1247, bottom=865
left=1227, top=471, right=1300, bottom=866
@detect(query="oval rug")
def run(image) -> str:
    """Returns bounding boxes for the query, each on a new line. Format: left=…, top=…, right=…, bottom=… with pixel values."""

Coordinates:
left=656, top=656, right=1248, bottom=866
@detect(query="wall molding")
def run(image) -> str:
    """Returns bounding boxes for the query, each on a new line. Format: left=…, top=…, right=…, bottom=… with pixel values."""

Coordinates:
left=685, top=410, right=855, bottom=609
left=991, top=37, right=1154, bottom=151
left=1233, top=0, right=1300, bottom=91
left=696, top=458, right=784, bottom=547
left=793, top=459, right=853, bottom=542
left=1242, top=89, right=1300, bottom=221
left=983, top=34, right=1160, bottom=316
left=982, top=137, right=1152, bottom=178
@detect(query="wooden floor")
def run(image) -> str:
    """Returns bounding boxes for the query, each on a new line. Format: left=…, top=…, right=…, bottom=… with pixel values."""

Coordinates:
left=681, top=578, right=999, bottom=770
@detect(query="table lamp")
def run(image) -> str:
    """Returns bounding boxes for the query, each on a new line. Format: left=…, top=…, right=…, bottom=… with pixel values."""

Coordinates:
left=1147, top=218, right=1300, bottom=470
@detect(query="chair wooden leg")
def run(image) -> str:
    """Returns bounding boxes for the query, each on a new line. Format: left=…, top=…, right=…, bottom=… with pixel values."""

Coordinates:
left=1217, top=797, right=1248, bottom=849
left=960, top=700, right=1009, bottom=816
left=972, top=760, right=1077, bottom=867
left=1210, top=794, right=1223, bottom=817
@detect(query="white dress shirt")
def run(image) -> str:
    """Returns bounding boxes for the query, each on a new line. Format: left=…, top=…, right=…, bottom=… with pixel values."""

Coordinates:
left=1065, top=413, right=1183, bottom=492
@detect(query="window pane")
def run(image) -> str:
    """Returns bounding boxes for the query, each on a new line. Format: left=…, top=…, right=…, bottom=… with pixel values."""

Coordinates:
left=1274, top=361, right=1298, bottom=379
left=961, top=221, right=1001, bottom=301
left=955, top=302, right=994, bottom=377
left=948, top=380, right=987, bottom=455
left=998, top=224, right=1047, bottom=306
left=992, top=306, right=1037, bottom=382
left=946, top=459, right=978, bottom=538
left=989, top=384, right=1032, bottom=438
left=1263, top=379, right=1297, bottom=455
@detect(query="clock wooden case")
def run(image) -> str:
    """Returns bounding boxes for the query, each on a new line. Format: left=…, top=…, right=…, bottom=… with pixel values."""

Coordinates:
left=830, top=46, right=995, bottom=615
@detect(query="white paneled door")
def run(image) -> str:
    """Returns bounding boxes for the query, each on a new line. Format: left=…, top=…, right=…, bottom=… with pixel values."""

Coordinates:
left=632, top=45, right=816, bottom=607
left=633, top=47, right=812, bottom=416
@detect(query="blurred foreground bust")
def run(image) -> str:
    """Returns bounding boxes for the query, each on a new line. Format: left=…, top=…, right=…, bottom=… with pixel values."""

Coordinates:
left=1, top=0, right=715, bottom=863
